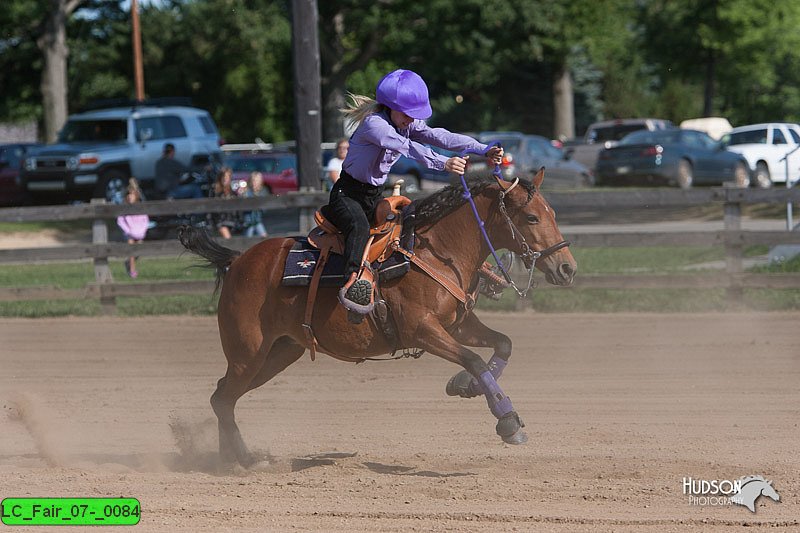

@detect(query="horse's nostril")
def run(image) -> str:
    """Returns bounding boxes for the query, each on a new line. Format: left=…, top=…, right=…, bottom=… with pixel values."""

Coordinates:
left=558, top=263, right=574, bottom=277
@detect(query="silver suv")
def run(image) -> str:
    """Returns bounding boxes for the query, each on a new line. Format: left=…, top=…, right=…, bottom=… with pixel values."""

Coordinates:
left=22, top=102, right=222, bottom=203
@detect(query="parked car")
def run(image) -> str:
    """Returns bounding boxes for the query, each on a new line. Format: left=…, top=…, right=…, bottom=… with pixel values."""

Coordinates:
left=21, top=100, right=222, bottom=203
left=720, top=123, right=800, bottom=188
left=596, top=128, right=750, bottom=188
left=388, top=145, right=458, bottom=191
left=563, top=118, right=675, bottom=171
left=223, top=151, right=298, bottom=195
left=469, top=132, right=594, bottom=188
left=0, top=143, right=41, bottom=206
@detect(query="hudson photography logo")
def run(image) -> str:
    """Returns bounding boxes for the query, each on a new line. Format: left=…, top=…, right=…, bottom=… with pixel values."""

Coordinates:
left=683, top=475, right=780, bottom=513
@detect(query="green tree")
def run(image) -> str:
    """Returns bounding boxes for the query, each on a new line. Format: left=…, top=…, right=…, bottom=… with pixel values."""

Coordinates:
left=639, top=0, right=800, bottom=125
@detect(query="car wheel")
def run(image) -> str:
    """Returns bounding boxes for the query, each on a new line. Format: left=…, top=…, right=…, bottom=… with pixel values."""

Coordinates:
left=677, top=159, right=693, bottom=189
left=95, top=170, right=128, bottom=204
left=733, top=162, right=750, bottom=188
left=754, top=162, right=772, bottom=188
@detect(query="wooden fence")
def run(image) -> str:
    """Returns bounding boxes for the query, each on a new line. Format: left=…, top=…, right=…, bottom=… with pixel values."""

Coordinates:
left=1, top=187, right=800, bottom=313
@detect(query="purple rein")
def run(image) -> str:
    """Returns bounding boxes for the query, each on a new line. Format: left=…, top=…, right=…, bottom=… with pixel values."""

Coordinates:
left=459, top=143, right=513, bottom=283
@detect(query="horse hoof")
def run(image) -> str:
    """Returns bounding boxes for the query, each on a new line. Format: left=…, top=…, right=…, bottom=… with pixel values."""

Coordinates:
left=502, top=428, right=528, bottom=445
left=446, top=370, right=481, bottom=398
left=496, top=411, right=526, bottom=444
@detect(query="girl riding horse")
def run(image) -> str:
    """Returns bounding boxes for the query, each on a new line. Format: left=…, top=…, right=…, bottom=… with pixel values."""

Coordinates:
left=324, top=69, right=504, bottom=314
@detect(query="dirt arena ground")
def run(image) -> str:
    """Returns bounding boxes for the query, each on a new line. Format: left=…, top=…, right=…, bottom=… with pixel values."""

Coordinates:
left=1, top=312, right=798, bottom=532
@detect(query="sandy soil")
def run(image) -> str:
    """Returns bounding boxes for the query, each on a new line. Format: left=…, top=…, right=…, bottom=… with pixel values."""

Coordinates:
left=0, top=312, right=797, bottom=532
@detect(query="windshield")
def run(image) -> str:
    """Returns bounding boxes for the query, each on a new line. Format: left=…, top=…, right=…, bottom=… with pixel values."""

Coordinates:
left=589, top=124, right=647, bottom=143
left=226, top=156, right=277, bottom=173
left=619, top=130, right=680, bottom=145
left=481, top=138, right=521, bottom=152
left=58, top=119, right=128, bottom=143
left=726, top=129, right=768, bottom=146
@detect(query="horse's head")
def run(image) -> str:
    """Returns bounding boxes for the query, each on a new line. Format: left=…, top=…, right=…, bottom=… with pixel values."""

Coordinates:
left=494, top=169, right=577, bottom=286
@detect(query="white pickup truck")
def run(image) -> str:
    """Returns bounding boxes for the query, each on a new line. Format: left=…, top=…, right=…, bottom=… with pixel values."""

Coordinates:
left=721, top=123, right=800, bottom=188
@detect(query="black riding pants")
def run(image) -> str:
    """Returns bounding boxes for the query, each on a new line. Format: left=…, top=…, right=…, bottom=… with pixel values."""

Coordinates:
left=323, top=172, right=383, bottom=279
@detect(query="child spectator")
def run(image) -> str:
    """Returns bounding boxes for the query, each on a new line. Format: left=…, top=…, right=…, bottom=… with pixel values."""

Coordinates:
left=209, top=167, right=238, bottom=239
left=116, top=178, right=149, bottom=278
left=243, top=171, right=268, bottom=238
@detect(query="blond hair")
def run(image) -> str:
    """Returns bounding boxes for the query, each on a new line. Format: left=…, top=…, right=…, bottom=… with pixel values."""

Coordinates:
left=341, top=93, right=384, bottom=127
left=126, top=177, right=142, bottom=202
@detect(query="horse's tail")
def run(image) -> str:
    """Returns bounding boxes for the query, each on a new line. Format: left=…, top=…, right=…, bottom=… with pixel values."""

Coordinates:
left=178, top=225, right=240, bottom=292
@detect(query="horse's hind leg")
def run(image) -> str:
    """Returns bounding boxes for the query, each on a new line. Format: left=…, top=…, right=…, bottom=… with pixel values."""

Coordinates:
left=246, top=336, right=305, bottom=392
left=445, top=312, right=512, bottom=398
left=211, top=336, right=305, bottom=467
left=211, top=372, right=261, bottom=467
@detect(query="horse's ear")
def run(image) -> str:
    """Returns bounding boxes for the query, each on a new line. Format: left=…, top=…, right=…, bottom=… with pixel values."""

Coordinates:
left=532, top=167, right=545, bottom=188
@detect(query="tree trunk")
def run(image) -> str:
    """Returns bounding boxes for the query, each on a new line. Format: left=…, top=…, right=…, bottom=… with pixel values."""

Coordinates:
left=38, top=0, right=79, bottom=143
left=704, top=51, right=716, bottom=116
left=553, top=63, right=575, bottom=141
left=319, top=10, right=381, bottom=142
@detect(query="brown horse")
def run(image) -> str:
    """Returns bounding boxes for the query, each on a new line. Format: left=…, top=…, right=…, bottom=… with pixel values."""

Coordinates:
left=180, top=170, right=576, bottom=466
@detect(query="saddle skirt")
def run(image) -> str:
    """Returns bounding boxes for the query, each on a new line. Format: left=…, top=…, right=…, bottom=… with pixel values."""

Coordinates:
left=281, top=198, right=415, bottom=287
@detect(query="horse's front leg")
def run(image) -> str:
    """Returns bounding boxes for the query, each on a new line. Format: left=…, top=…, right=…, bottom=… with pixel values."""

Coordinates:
left=445, top=312, right=511, bottom=399
left=415, top=320, right=526, bottom=445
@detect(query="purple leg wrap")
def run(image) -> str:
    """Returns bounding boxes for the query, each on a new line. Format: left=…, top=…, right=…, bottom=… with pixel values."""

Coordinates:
left=478, top=371, right=514, bottom=419
left=466, top=355, right=508, bottom=396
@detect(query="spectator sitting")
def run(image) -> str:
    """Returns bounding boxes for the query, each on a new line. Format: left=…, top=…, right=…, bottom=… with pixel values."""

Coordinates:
left=209, top=167, right=239, bottom=239
left=243, top=171, right=268, bottom=238
left=155, top=143, right=203, bottom=199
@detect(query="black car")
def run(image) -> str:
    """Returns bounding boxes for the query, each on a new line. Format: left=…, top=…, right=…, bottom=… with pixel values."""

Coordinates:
left=596, top=129, right=751, bottom=188
left=0, top=143, right=41, bottom=206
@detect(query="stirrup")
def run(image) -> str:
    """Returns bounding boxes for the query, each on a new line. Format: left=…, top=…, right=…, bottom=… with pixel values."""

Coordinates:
left=338, top=271, right=375, bottom=315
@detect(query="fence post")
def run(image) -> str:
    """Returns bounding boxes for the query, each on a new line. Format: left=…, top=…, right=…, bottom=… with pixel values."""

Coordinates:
left=723, top=186, right=743, bottom=304
left=90, top=199, right=116, bottom=314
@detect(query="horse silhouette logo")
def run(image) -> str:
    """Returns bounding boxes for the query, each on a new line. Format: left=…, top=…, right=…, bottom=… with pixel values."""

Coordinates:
left=730, top=475, right=780, bottom=513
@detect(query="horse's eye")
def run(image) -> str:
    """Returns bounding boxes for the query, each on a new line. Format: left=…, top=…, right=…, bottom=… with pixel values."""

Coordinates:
left=526, top=214, right=540, bottom=224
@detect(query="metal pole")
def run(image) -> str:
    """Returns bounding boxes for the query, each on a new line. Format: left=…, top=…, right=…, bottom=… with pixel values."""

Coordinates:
left=131, top=0, right=145, bottom=101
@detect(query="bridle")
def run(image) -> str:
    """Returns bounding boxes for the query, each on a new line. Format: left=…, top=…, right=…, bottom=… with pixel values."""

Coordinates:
left=459, top=144, right=570, bottom=298
left=494, top=179, right=570, bottom=297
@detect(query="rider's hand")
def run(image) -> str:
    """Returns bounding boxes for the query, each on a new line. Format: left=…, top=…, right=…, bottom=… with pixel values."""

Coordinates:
left=486, top=146, right=504, bottom=165
left=445, top=156, right=469, bottom=175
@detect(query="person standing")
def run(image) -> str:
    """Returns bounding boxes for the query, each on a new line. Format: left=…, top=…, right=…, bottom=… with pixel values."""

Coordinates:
left=116, top=178, right=149, bottom=278
left=243, top=171, right=268, bottom=238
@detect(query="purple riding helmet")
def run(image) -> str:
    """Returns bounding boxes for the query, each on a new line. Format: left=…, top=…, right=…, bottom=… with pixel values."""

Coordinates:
left=376, top=69, right=433, bottom=120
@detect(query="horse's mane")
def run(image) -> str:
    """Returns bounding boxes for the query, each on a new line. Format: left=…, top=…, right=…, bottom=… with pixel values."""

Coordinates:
left=412, top=175, right=535, bottom=229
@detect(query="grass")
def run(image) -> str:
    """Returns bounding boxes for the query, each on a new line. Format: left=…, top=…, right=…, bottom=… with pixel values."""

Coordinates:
left=0, top=245, right=798, bottom=317
left=0, top=220, right=87, bottom=233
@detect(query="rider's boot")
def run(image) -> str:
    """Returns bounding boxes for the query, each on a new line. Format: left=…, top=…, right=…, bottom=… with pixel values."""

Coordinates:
left=338, top=263, right=376, bottom=324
